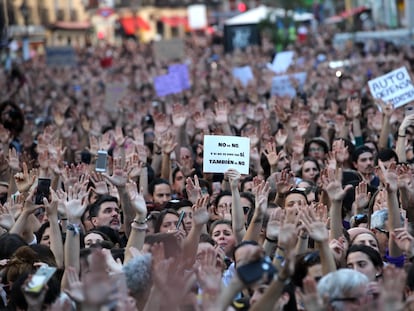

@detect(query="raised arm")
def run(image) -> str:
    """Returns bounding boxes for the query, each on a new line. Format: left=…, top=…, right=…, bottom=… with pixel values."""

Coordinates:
left=124, top=181, right=148, bottom=264
left=227, top=169, right=246, bottom=243
left=243, top=181, right=270, bottom=242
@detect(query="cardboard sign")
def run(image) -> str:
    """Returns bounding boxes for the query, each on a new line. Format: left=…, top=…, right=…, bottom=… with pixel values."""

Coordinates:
left=154, top=73, right=183, bottom=97
left=45, top=46, right=77, bottom=67
left=223, top=24, right=261, bottom=53
left=267, top=51, right=294, bottom=73
left=153, top=39, right=185, bottom=62
left=188, top=4, right=207, bottom=29
left=271, top=72, right=307, bottom=97
left=203, top=135, right=250, bottom=174
left=232, top=66, right=254, bottom=87
left=105, top=82, right=127, bottom=112
left=368, top=67, right=414, bottom=108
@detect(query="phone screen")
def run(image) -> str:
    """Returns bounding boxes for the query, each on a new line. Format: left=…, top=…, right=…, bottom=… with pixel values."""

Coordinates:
left=25, top=265, right=57, bottom=293
left=35, top=178, right=51, bottom=205
left=95, top=151, right=108, bottom=172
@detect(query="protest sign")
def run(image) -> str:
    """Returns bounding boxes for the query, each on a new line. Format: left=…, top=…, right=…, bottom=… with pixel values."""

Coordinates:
left=45, top=46, right=77, bottom=67
left=368, top=67, right=414, bottom=108
left=154, top=73, right=183, bottom=97
left=203, top=135, right=250, bottom=175
left=105, top=82, right=127, bottom=112
left=153, top=39, right=185, bottom=62
left=232, top=66, right=254, bottom=87
left=271, top=72, right=307, bottom=97
left=188, top=4, right=207, bottom=29
left=267, top=51, right=294, bottom=73
left=168, top=63, right=190, bottom=90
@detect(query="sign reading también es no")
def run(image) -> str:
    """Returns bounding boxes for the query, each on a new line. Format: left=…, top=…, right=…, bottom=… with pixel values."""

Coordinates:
left=203, top=135, right=250, bottom=175
left=368, top=67, right=414, bottom=108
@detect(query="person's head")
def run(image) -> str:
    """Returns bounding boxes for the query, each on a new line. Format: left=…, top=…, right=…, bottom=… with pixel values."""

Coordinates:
left=284, top=188, right=309, bottom=210
left=348, top=227, right=380, bottom=254
left=299, top=157, right=320, bottom=182
left=292, top=251, right=322, bottom=288
left=149, top=178, right=172, bottom=206
left=210, top=219, right=236, bottom=257
left=153, top=208, right=185, bottom=233
left=304, top=138, right=328, bottom=161
left=171, top=167, right=185, bottom=195
left=0, top=233, right=27, bottom=260
left=180, top=146, right=193, bottom=167
left=88, top=195, right=120, bottom=231
left=346, top=244, right=383, bottom=282
left=0, top=182, right=8, bottom=205
left=36, top=222, right=52, bottom=247
left=240, top=176, right=254, bottom=193
left=240, top=191, right=255, bottom=222
left=376, top=149, right=398, bottom=168
left=123, top=253, right=152, bottom=306
left=276, top=148, right=290, bottom=172
left=317, top=269, right=370, bottom=311
left=84, top=230, right=112, bottom=248
left=352, top=146, right=374, bottom=176
left=214, top=191, right=232, bottom=215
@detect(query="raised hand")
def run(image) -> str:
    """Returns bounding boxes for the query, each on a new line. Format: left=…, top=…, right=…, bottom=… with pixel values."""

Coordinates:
left=14, top=162, right=36, bottom=194
left=172, top=103, right=188, bottom=127
left=391, top=219, right=414, bottom=256
left=114, top=126, right=126, bottom=147
left=59, top=181, right=88, bottom=222
left=320, top=168, right=352, bottom=202
left=44, top=188, right=59, bottom=219
left=88, top=135, right=99, bottom=155
left=266, top=208, right=285, bottom=240
left=354, top=181, right=371, bottom=211
left=192, top=111, right=209, bottom=130
left=275, top=169, right=294, bottom=195
left=154, top=111, right=170, bottom=135
left=300, top=207, right=328, bottom=242
left=332, top=139, right=348, bottom=164
left=263, top=141, right=279, bottom=167
left=225, top=169, right=241, bottom=189
left=192, top=195, right=210, bottom=227
left=376, top=161, right=398, bottom=193
left=102, top=157, right=128, bottom=188
left=126, top=181, right=147, bottom=218
left=0, top=204, right=15, bottom=230
left=8, top=148, right=19, bottom=171
left=255, top=181, right=270, bottom=217
left=90, top=172, right=109, bottom=195
left=160, top=132, right=177, bottom=155
left=214, top=99, right=229, bottom=124
left=185, top=175, right=202, bottom=204
left=275, top=128, right=288, bottom=147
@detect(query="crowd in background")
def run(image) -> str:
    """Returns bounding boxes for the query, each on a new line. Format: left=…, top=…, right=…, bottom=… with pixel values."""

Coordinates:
left=0, top=24, right=414, bottom=310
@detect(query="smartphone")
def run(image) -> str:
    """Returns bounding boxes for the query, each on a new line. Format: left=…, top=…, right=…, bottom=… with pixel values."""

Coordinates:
left=236, top=257, right=276, bottom=285
left=24, top=265, right=57, bottom=294
left=35, top=178, right=51, bottom=205
left=176, top=211, right=185, bottom=230
left=95, top=150, right=108, bottom=172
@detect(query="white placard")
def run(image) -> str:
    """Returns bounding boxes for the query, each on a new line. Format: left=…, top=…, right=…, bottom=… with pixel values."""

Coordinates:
left=267, top=51, right=295, bottom=73
left=368, top=67, right=414, bottom=108
left=203, top=135, right=250, bottom=175
left=271, top=72, right=307, bottom=98
left=188, top=4, right=207, bottom=30
left=232, top=66, right=254, bottom=87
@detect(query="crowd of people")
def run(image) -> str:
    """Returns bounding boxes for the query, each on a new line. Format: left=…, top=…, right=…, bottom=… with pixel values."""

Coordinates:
left=1, top=22, right=414, bottom=311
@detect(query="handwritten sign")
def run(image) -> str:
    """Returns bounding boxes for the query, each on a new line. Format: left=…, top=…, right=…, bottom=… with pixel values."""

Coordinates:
left=232, top=66, right=254, bottom=87
left=368, top=67, right=414, bottom=108
left=188, top=4, right=207, bottom=29
left=271, top=72, right=307, bottom=97
left=203, top=135, right=250, bottom=174
left=154, top=73, right=183, bottom=97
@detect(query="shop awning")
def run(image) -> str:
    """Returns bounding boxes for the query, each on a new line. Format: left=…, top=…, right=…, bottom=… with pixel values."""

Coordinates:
left=119, top=16, right=150, bottom=34
left=161, top=16, right=188, bottom=27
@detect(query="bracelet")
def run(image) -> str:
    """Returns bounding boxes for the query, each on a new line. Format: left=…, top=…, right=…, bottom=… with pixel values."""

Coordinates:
left=133, top=219, right=147, bottom=225
left=277, top=245, right=285, bottom=252
left=60, top=218, right=68, bottom=221
left=398, top=134, right=406, bottom=137
left=275, top=254, right=284, bottom=261
left=265, top=236, right=277, bottom=243
left=67, top=223, right=81, bottom=235
left=131, top=222, right=148, bottom=232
